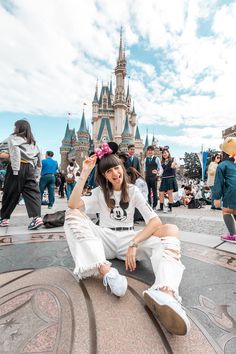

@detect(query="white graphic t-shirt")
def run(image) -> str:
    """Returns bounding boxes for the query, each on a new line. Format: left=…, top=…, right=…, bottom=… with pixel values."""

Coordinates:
left=81, top=185, right=157, bottom=228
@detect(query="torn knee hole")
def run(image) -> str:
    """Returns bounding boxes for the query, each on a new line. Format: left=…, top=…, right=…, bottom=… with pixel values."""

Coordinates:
left=164, top=248, right=181, bottom=260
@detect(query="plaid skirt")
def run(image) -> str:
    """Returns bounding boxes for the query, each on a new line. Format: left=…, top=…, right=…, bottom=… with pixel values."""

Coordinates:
left=159, top=177, right=178, bottom=192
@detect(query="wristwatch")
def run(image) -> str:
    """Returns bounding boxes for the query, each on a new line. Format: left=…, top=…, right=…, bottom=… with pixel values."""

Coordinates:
left=129, top=241, right=139, bottom=248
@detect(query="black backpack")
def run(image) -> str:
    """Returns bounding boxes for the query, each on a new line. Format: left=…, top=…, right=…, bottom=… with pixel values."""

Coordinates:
left=43, top=210, right=65, bottom=228
left=188, top=198, right=202, bottom=209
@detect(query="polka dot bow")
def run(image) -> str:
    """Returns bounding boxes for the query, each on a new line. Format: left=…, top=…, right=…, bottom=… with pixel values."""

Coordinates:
left=95, top=143, right=113, bottom=160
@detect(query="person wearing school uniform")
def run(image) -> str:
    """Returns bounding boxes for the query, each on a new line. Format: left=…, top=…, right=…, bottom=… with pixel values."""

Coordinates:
left=143, top=145, right=162, bottom=209
left=124, top=144, right=141, bottom=173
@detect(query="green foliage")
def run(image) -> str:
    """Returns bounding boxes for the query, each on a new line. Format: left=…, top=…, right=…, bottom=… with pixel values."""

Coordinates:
left=183, top=152, right=202, bottom=179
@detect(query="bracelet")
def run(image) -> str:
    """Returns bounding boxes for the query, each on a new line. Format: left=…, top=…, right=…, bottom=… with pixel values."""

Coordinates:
left=129, top=241, right=139, bottom=248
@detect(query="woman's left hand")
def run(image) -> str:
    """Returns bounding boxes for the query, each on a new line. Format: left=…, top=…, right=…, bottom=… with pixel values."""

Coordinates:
left=171, top=162, right=177, bottom=168
left=125, top=246, right=137, bottom=272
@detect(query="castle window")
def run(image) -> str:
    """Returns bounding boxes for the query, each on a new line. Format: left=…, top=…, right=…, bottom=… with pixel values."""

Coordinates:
left=103, top=98, right=107, bottom=109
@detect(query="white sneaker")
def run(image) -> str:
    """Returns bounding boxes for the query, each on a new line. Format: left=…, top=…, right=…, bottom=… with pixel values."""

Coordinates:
left=143, top=289, right=191, bottom=335
left=103, top=268, right=128, bottom=297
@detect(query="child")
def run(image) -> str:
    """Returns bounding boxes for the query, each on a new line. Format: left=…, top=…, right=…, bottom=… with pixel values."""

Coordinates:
left=213, top=137, right=236, bottom=243
left=0, top=119, right=43, bottom=229
left=64, top=142, right=190, bottom=335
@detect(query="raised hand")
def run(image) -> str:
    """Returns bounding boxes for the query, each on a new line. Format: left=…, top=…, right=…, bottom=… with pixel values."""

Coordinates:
left=82, top=154, right=97, bottom=174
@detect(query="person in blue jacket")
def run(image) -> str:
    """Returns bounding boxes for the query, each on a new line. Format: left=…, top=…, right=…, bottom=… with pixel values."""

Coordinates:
left=213, top=137, right=236, bottom=243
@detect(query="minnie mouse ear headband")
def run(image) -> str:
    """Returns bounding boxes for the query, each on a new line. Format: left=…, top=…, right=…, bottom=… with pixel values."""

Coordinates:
left=160, top=145, right=169, bottom=152
left=95, top=142, right=119, bottom=160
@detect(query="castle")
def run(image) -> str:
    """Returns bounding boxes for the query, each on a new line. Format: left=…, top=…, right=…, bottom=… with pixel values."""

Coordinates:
left=60, top=30, right=159, bottom=171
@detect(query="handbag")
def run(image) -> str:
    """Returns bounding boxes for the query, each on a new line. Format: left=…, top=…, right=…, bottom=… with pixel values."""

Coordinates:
left=43, top=210, right=65, bottom=228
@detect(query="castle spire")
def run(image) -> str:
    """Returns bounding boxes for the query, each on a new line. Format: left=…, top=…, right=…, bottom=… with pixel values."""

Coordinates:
left=122, top=113, right=131, bottom=135
left=109, top=78, right=113, bottom=95
left=93, top=80, right=98, bottom=103
left=118, top=26, right=124, bottom=61
left=126, top=80, right=130, bottom=100
left=144, top=129, right=149, bottom=150
left=62, top=121, right=70, bottom=141
left=79, top=109, right=88, bottom=132
left=135, top=125, right=141, bottom=140
left=132, top=103, right=136, bottom=114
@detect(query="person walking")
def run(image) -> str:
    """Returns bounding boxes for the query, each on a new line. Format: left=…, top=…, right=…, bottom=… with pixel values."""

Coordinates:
left=143, top=145, right=162, bottom=209
left=206, top=153, right=222, bottom=210
left=66, top=159, right=80, bottom=200
left=213, top=137, right=236, bottom=243
left=159, top=148, right=178, bottom=213
left=64, top=142, right=190, bottom=335
left=58, top=170, right=66, bottom=198
left=0, top=119, right=43, bottom=230
left=124, top=144, right=141, bottom=173
left=39, top=151, right=58, bottom=209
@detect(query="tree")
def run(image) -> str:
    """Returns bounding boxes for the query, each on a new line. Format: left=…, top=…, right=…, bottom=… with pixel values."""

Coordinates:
left=183, top=152, right=202, bottom=179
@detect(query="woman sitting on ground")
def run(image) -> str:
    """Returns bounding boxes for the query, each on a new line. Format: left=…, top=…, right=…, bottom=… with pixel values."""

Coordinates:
left=64, top=142, right=190, bottom=335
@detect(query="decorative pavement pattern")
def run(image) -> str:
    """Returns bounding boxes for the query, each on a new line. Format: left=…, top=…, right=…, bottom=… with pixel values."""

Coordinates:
left=0, top=230, right=235, bottom=354
left=1, top=232, right=235, bottom=272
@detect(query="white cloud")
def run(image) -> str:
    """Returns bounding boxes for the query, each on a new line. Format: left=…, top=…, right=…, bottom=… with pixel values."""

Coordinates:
left=0, top=0, right=235, bottom=152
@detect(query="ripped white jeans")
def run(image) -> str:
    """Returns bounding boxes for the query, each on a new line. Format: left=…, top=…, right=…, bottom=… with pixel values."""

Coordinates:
left=64, top=209, right=185, bottom=297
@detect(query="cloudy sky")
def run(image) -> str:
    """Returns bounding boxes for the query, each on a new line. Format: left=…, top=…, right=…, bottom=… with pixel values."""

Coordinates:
left=0, top=0, right=235, bottom=162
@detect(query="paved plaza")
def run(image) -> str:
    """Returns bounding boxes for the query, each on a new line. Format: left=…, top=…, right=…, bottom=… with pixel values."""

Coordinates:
left=0, top=197, right=236, bottom=353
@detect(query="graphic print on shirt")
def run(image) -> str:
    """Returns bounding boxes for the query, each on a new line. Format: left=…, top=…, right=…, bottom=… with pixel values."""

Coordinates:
left=110, top=200, right=129, bottom=221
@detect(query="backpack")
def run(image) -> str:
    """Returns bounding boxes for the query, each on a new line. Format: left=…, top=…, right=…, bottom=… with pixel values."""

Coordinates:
left=43, top=210, right=65, bottom=228
left=188, top=198, right=202, bottom=209
left=65, top=171, right=75, bottom=184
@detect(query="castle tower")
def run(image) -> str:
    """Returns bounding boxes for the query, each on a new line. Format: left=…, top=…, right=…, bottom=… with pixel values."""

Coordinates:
left=119, top=113, right=133, bottom=152
left=126, top=81, right=131, bottom=113
left=60, top=28, right=145, bottom=170
left=144, top=130, right=149, bottom=151
left=109, top=79, right=114, bottom=105
left=130, top=103, right=137, bottom=137
left=77, top=110, right=90, bottom=169
left=92, top=83, right=114, bottom=148
left=113, top=28, right=127, bottom=144
left=134, top=124, right=144, bottom=156
left=60, top=122, right=72, bottom=171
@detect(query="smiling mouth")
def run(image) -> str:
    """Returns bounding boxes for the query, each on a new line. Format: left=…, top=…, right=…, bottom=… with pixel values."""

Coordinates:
left=112, top=176, right=122, bottom=182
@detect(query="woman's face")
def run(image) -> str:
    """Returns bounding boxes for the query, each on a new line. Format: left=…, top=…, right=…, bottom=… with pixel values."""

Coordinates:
left=214, top=155, right=221, bottom=163
left=162, top=150, right=169, bottom=159
left=104, top=165, right=123, bottom=190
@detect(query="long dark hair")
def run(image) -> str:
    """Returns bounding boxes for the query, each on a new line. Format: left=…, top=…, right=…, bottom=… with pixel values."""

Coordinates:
left=96, top=154, right=129, bottom=208
left=13, top=119, right=36, bottom=145
left=211, top=153, right=221, bottom=163
left=126, top=167, right=143, bottom=184
left=222, top=151, right=234, bottom=162
left=161, top=149, right=172, bottom=164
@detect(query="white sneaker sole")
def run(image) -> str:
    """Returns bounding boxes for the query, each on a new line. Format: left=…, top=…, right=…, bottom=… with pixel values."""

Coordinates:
left=220, top=236, right=236, bottom=243
left=113, top=276, right=128, bottom=297
left=143, top=291, right=189, bottom=335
